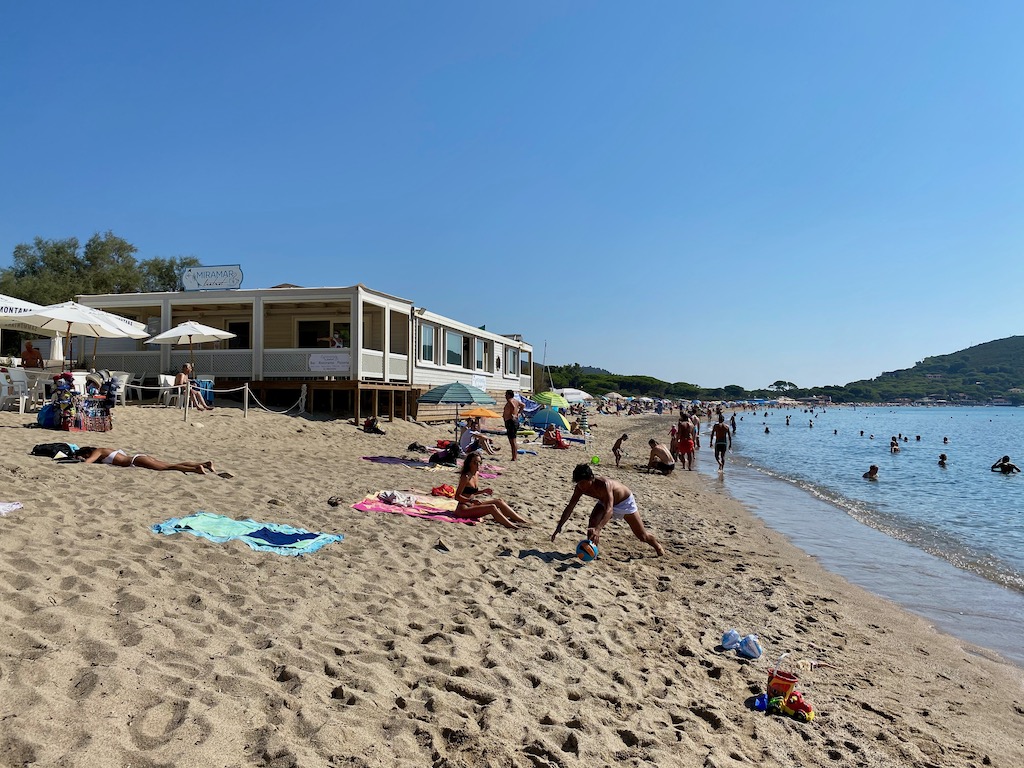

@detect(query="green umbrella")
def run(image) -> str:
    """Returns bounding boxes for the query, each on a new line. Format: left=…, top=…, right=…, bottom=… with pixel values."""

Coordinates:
left=534, top=391, right=570, bottom=409
left=418, top=382, right=496, bottom=424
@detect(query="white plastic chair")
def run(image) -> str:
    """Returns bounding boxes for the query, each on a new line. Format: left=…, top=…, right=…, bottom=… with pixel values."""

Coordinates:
left=158, top=375, right=182, bottom=408
left=125, top=373, right=145, bottom=401
left=109, top=371, right=131, bottom=406
left=1, top=372, right=29, bottom=414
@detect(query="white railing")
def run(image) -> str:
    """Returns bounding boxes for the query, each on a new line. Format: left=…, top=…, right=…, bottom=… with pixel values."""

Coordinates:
left=361, top=350, right=384, bottom=378
left=263, top=348, right=351, bottom=378
left=520, top=374, right=533, bottom=390
left=171, top=350, right=253, bottom=377
left=92, top=351, right=162, bottom=375
left=388, top=353, right=409, bottom=380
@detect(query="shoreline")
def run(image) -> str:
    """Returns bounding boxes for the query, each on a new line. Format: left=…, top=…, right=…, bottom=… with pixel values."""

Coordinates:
left=0, top=405, right=1021, bottom=765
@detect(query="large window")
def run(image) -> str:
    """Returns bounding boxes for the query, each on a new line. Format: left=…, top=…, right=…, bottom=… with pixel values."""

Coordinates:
left=475, top=339, right=486, bottom=370
left=420, top=324, right=435, bottom=362
left=446, top=331, right=464, bottom=367
left=227, top=321, right=251, bottom=349
left=520, top=351, right=531, bottom=375
left=297, top=320, right=330, bottom=348
left=505, top=348, right=519, bottom=377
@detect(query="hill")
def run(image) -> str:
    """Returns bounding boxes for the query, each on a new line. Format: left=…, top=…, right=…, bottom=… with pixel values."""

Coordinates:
left=545, top=336, right=1024, bottom=404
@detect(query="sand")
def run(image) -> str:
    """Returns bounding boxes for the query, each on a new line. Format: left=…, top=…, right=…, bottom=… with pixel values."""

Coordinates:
left=0, top=403, right=1021, bottom=767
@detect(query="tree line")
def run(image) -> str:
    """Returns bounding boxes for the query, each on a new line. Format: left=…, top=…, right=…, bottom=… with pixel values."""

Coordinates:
left=0, top=231, right=200, bottom=306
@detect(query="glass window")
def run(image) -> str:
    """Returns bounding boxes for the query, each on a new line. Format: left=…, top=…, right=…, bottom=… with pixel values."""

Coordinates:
left=226, top=321, right=251, bottom=350
left=520, top=351, right=531, bottom=375
left=298, top=320, right=330, bottom=348
left=446, top=331, right=463, bottom=367
left=506, top=348, right=519, bottom=376
left=475, top=339, right=486, bottom=370
left=420, top=324, right=434, bottom=362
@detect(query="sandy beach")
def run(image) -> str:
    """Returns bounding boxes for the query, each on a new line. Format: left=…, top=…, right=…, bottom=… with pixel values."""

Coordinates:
left=0, top=403, right=1021, bottom=767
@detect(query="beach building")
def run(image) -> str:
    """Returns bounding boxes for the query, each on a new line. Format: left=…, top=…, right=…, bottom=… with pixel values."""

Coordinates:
left=74, top=283, right=533, bottom=419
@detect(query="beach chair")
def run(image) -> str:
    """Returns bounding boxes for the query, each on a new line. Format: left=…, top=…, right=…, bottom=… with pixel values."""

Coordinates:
left=1, top=371, right=29, bottom=414
left=125, top=372, right=145, bottom=401
left=109, top=371, right=131, bottom=406
left=158, top=374, right=182, bottom=408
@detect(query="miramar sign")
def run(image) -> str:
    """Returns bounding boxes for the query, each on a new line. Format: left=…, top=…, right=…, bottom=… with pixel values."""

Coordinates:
left=182, top=265, right=244, bottom=291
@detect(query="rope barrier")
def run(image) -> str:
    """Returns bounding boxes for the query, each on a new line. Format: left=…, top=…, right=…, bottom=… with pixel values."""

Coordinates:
left=123, top=381, right=305, bottom=418
left=245, top=384, right=306, bottom=415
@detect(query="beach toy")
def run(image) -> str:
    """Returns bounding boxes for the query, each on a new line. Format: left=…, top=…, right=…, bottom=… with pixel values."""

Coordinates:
left=767, top=653, right=800, bottom=699
left=576, top=539, right=599, bottom=562
left=767, top=691, right=815, bottom=723
left=591, top=455, right=600, bottom=465
left=737, top=634, right=763, bottom=659
left=753, top=693, right=768, bottom=712
left=721, top=629, right=741, bottom=650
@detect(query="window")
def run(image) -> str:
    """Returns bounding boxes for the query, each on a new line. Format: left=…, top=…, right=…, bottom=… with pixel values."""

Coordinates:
left=332, top=322, right=351, bottom=347
left=226, top=321, right=251, bottom=349
left=475, top=339, right=486, bottom=370
left=520, top=351, right=531, bottom=376
left=420, top=324, right=434, bottom=362
left=297, top=320, right=330, bottom=348
left=446, top=331, right=463, bottom=367
left=505, top=348, right=519, bottom=377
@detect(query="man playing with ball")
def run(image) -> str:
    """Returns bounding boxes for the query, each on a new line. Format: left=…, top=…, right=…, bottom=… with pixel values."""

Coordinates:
left=551, top=464, right=664, bottom=556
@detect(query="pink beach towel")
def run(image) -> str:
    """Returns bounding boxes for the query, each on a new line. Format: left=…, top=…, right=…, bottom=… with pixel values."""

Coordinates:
left=351, top=497, right=477, bottom=525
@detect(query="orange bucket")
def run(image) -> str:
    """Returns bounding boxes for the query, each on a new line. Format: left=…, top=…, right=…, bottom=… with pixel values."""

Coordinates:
left=767, top=653, right=800, bottom=699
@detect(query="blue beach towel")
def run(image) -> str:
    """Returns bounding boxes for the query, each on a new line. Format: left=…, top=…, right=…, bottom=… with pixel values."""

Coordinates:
left=152, top=512, right=343, bottom=556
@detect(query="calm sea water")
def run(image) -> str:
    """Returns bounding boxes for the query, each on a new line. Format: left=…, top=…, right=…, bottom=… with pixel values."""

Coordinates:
left=693, top=406, right=1024, bottom=666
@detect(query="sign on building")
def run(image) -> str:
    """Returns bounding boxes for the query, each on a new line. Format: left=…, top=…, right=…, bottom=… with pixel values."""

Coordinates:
left=182, top=265, right=244, bottom=291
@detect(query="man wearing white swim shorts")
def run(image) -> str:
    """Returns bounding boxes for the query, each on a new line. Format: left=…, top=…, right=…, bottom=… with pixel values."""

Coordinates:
left=551, top=464, right=664, bottom=556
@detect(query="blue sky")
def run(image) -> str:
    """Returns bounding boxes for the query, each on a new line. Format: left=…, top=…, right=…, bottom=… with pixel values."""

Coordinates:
left=3, top=2, right=1023, bottom=389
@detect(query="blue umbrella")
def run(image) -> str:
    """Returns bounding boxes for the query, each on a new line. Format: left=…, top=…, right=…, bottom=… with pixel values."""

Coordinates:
left=530, top=407, right=570, bottom=430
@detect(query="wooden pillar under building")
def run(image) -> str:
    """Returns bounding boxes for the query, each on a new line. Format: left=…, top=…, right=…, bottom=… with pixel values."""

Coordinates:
left=372, top=389, right=379, bottom=420
left=354, top=384, right=361, bottom=423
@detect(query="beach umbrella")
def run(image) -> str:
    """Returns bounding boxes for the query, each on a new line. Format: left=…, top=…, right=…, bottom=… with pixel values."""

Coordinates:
left=146, top=320, right=236, bottom=371
left=418, top=381, right=496, bottom=424
left=603, top=392, right=623, bottom=400
left=554, top=387, right=593, bottom=403
left=14, top=301, right=139, bottom=370
left=0, top=294, right=44, bottom=352
left=530, top=407, right=570, bottom=430
left=534, top=391, right=570, bottom=410
left=460, top=407, right=501, bottom=419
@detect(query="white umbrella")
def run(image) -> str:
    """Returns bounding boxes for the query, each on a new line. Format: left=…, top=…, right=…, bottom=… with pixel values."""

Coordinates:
left=14, top=301, right=140, bottom=370
left=553, top=387, right=593, bottom=403
left=146, top=321, right=235, bottom=370
left=0, top=294, right=45, bottom=352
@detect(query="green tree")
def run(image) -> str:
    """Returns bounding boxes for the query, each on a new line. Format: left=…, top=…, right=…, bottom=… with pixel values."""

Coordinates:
left=141, top=256, right=202, bottom=291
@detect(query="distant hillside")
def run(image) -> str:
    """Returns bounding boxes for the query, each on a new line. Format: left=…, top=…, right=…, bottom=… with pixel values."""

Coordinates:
left=840, top=335, right=1024, bottom=403
left=543, top=337, right=1024, bottom=404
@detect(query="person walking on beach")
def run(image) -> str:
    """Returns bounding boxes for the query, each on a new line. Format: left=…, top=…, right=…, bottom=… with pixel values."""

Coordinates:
left=612, top=433, right=628, bottom=467
left=690, top=410, right=701, bottom=450
left=710, top=415, right=731, bottom=471
left=503, top=390, right=522, bottom=461
left=551, top=464, right=664, bottom=556
left=729, top=414, right=737, bottom=435
left=675, top=417, right=695, bottom=470
left=990, top=456, right=1021, bottom=474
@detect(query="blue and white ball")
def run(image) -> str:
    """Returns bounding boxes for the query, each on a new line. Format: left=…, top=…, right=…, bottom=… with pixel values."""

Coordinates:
left=576, top=539, right=599, bottom=562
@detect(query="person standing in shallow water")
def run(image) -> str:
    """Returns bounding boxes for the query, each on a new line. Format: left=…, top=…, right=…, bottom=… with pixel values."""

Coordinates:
left=863, top=465, right=879, bottom=480
left=991, top=456, right=1020, bottom=474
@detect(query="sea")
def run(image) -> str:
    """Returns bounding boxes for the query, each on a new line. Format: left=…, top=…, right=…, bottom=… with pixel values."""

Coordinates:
left=692, top=405, right=1024, bottom=667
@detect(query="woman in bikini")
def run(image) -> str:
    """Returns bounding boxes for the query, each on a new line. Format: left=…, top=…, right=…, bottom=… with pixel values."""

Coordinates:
left=454, top=451, right=533, bottom=529
left=73, top=446, right=215, bottom=474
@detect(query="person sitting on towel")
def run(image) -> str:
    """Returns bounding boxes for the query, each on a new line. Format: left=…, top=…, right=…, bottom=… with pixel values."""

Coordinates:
left=459, top=417, right=499, bottom=455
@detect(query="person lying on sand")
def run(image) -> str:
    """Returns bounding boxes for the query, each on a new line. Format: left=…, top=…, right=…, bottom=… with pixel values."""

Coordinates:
left=453, top=451, right=533, bottom=528
left=72, top=446, right=215, bottom=474
left=551, top=463, right=664, bottom=556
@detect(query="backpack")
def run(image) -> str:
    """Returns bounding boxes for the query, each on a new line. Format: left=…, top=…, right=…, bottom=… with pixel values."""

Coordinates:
left=30, top=442, right=77, bottom=458
left=36, top=403, right=60, bottom=429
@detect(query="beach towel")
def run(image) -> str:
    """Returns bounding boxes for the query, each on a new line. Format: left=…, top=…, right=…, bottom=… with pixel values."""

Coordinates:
left=0, top=502, right=23, bottom=517
left=362, top=455, right=447, bottom=471
left=351, top=494, right=474, bottom=525
left=152, top=512, right=343, bottom=556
